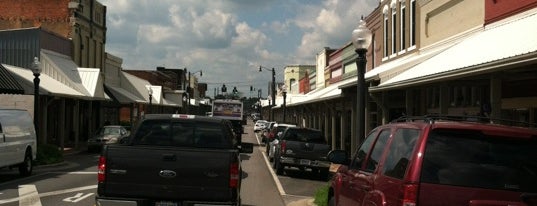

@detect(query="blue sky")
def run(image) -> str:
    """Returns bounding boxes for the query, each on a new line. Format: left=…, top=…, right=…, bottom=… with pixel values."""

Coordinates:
left=100, top=0, right=378, bottom=98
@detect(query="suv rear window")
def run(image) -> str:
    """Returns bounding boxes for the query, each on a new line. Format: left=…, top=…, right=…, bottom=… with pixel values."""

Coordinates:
left=283, top=129, right=326, bottom=144
left=131, top=119, right=233, bottom=149
left=420, top=128, right=537, bottom=192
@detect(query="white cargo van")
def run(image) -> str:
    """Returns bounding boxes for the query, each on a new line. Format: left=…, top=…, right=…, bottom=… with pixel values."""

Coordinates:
left=0, top=109, right=37, bottom=176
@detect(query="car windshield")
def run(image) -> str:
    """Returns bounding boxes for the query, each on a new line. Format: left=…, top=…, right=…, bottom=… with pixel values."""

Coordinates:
left=421, top=128, right=537, bottom=192
left=100, top=127, right=120, bottom=135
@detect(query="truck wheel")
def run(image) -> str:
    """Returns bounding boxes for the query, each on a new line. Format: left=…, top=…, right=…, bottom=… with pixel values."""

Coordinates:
left=19, top=150, right=33, bottom=177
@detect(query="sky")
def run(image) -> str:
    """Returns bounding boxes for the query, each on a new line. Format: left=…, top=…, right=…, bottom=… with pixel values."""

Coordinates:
left=100, top=0, right=378, bottom=98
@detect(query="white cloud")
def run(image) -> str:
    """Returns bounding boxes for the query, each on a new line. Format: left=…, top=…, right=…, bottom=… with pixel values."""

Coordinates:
left=101, top=0, right=377, bottom=96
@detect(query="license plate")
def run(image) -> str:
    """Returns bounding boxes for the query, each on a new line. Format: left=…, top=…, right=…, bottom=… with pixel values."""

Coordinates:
left=155, top=201, right=178, bottom=206
left=300, top=159, right=311, bottom=165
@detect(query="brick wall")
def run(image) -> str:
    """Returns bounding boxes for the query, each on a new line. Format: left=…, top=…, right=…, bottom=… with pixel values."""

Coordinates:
left=0, top=0, right=72, bottom=37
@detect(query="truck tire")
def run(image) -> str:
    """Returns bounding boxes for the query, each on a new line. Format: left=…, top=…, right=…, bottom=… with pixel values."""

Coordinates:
left=18, top=149, right=33, bottom=177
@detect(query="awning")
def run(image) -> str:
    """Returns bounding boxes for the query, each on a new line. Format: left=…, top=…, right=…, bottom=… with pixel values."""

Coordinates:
left=287, top=77, right=356, bottom=106
left=105, top=84, right=146, bottom=104
left=41, top=49, right=107, bottom=100
left=0, top=64, right=25, bottom=94
left=121, top=72, right=152, bottom=103
left=373, top=9, right=537, bottom=91
left=3, top=64, right=86, bottom=98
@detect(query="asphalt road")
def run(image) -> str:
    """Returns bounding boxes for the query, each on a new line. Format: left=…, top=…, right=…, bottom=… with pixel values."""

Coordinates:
left=0, top=120, right=324, bottom=206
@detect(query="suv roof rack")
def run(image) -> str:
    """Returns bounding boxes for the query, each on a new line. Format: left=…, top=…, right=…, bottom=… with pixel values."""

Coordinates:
left=391, top=114, right=537, bottom=128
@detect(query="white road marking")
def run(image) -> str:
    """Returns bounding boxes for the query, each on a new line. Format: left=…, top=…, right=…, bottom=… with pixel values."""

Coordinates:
left=63, top=192, right=94, bottom=203
left=48, top=171, right=97, bottom=175
left=0, top=185, right=97, bottom=204
left=18, top=185, right=42, bottom=206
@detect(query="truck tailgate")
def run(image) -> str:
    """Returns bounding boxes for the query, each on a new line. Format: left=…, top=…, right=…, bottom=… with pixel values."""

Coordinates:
left=100, top=145, right=237, bottom=201
left=286, top=141, right=331, bottom=160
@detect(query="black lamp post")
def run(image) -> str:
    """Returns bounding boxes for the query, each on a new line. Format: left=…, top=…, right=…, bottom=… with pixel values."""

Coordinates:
left=351, top=19, right=372, bottom=143
left=31, top=57, right=41, bottom=141
left=148, top=87, right=153, bottom=114
left=259, top=66, right=276, bottom=121
left=282, top=85, right=287, bottom=123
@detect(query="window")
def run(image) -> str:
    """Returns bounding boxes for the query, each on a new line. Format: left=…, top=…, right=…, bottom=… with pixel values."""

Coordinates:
left=349, top=129, right=378, bottom=170
left=383, top=6, right=389, bottom=58
left=421, top=129, right=537, bottom=191
left=365, top=129, right=391, bottom=172
left=391, top=3, right=397, bottom=55
left=410, top=0, right=416, bottom=47
left=400, top=0, right=406, bottom=51
left=382, top=128, right=419, bottom=179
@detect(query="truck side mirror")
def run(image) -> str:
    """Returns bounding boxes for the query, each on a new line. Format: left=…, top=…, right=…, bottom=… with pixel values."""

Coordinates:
left=239, top=142, right=253, bottom=153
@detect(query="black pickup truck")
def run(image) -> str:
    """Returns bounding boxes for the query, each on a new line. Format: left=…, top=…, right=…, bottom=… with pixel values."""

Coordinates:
left=95, top=114, right=253, bottom=206
left=272, top=127, right=331, bottom=180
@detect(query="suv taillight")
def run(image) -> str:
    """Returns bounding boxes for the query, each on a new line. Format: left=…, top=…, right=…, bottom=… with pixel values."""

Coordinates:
left=98, top=156, right=106, bottom=183
left=229, top=162, right=239, bottom=188
left=280, top=140, right=287, bottom=153
left=401, top=183, right=418, bottom=206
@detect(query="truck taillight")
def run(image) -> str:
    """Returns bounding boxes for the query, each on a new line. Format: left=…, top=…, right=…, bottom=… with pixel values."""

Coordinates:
left=401, top=183, right=418, bottom=206
left=229, top=163, right=239, bottom=188
left=98, top=156, right=106, bottom=183
left=280, top=140, right=287, bottom=153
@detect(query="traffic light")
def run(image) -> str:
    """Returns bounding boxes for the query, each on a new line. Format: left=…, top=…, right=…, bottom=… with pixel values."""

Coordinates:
left=233, top=86, right=238, bottom=94
left=221, top=84, right=227, bottom=93
left=250, top=86, right=253, bottom=91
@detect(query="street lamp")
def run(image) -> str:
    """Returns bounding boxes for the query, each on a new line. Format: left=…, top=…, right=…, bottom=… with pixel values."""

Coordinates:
left=282, top=84, right=287, bottom=123
left=259, top=65, right=276, bottom=121
left=351, top=19, right=372, bottom=143
left=31, top=57, right=41, bottom=140
left=148, top=87, right=153, bottom=114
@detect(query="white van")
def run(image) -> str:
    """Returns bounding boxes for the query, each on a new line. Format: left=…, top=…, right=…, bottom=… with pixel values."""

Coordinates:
left=0, top=109, right=37, bottom=176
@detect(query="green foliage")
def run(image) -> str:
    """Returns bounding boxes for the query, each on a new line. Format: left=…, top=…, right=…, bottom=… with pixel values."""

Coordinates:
left=35, top=144, right=64, bottom=165
left=314, top=184, right=329, bottom=206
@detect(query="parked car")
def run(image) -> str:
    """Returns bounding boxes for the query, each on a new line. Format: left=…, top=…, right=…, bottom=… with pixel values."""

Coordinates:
left=266, top=123, right=297, bottom=161
left=87, top=125, right=130, bottom=152
left=327, top=115, right=537, bottom=206
left=260, top=121, right=276, bottom=143
left=273, top=127, right=332, bottom=179
left=254, top=120, right=268, bottom=132
left=0, top=109, right=37, bottom=176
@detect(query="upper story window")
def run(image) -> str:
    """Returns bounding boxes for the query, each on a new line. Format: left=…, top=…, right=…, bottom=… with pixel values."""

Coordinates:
left=400, top=0, right=406, bottom=52
left=383, top=5, right=389, bottom=58
left=410, top=0, right=416, bottom=47
left=391, top=1, right=397, bottom=55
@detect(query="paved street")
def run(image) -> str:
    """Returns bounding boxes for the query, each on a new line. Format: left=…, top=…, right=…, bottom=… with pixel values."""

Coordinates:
left=0, top=120, right=320, bottom=206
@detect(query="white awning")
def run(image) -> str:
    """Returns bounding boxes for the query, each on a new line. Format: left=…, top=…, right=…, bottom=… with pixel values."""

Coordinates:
left=105, top=84, right=146, bottom=104
left=374, top=9, right=537, bottom=91
left=41, top=49, right=107, bottom=100
left=3, top=63, right=86, bottom=98
left=287, top=77, right=356, bottom=106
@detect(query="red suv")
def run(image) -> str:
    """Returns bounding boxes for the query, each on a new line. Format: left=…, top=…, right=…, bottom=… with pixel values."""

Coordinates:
left=327, top=116, right=537, bottom=206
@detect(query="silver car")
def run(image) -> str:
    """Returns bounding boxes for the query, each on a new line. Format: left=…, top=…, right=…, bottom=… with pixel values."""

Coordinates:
left=87, top=125, right=130, bottom=152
